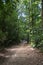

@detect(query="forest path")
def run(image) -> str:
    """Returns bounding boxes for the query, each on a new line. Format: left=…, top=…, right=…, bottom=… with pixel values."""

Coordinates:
left=0, top=44, right=43, bottom=65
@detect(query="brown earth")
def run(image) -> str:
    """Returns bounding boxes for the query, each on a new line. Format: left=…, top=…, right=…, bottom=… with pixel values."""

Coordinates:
left=0, top=44, right=43, bottom=65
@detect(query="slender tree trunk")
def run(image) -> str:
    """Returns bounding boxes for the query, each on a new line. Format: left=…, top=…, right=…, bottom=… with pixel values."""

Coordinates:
left=42, top=0, right=43, bottom=27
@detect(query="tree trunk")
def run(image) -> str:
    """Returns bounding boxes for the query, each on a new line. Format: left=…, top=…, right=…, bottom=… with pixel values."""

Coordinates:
left=42, top=0, right=43, bottom=27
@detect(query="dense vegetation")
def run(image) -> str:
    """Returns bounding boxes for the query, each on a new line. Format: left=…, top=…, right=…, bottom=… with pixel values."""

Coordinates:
left=0, top=0, right=43, bottom=48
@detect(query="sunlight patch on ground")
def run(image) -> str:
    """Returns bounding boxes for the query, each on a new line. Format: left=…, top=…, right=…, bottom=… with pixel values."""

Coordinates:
left=0, top=53, right=10, bottom=58
left=5, top=55, right=10, bottom=58
left=0, top=53, right=4, bottom=56
left=12, top=54, right=17, bottom=57
left=30, top=48, right=35, bottom=51
left=0, top=45, right=35, bottom=59
left=6, top=45, right=35, bottom=53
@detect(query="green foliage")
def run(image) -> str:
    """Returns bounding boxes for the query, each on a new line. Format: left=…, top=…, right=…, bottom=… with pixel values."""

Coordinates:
left=0, top=0, right=43, bottom=49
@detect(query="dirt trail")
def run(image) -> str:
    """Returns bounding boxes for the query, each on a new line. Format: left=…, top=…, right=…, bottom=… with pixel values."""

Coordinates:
left=0, top=44, right=43, bottom=65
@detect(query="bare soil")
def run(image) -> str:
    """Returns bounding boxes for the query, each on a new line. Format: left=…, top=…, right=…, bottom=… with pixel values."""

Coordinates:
left=0, top=44, right=43, bottom=65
